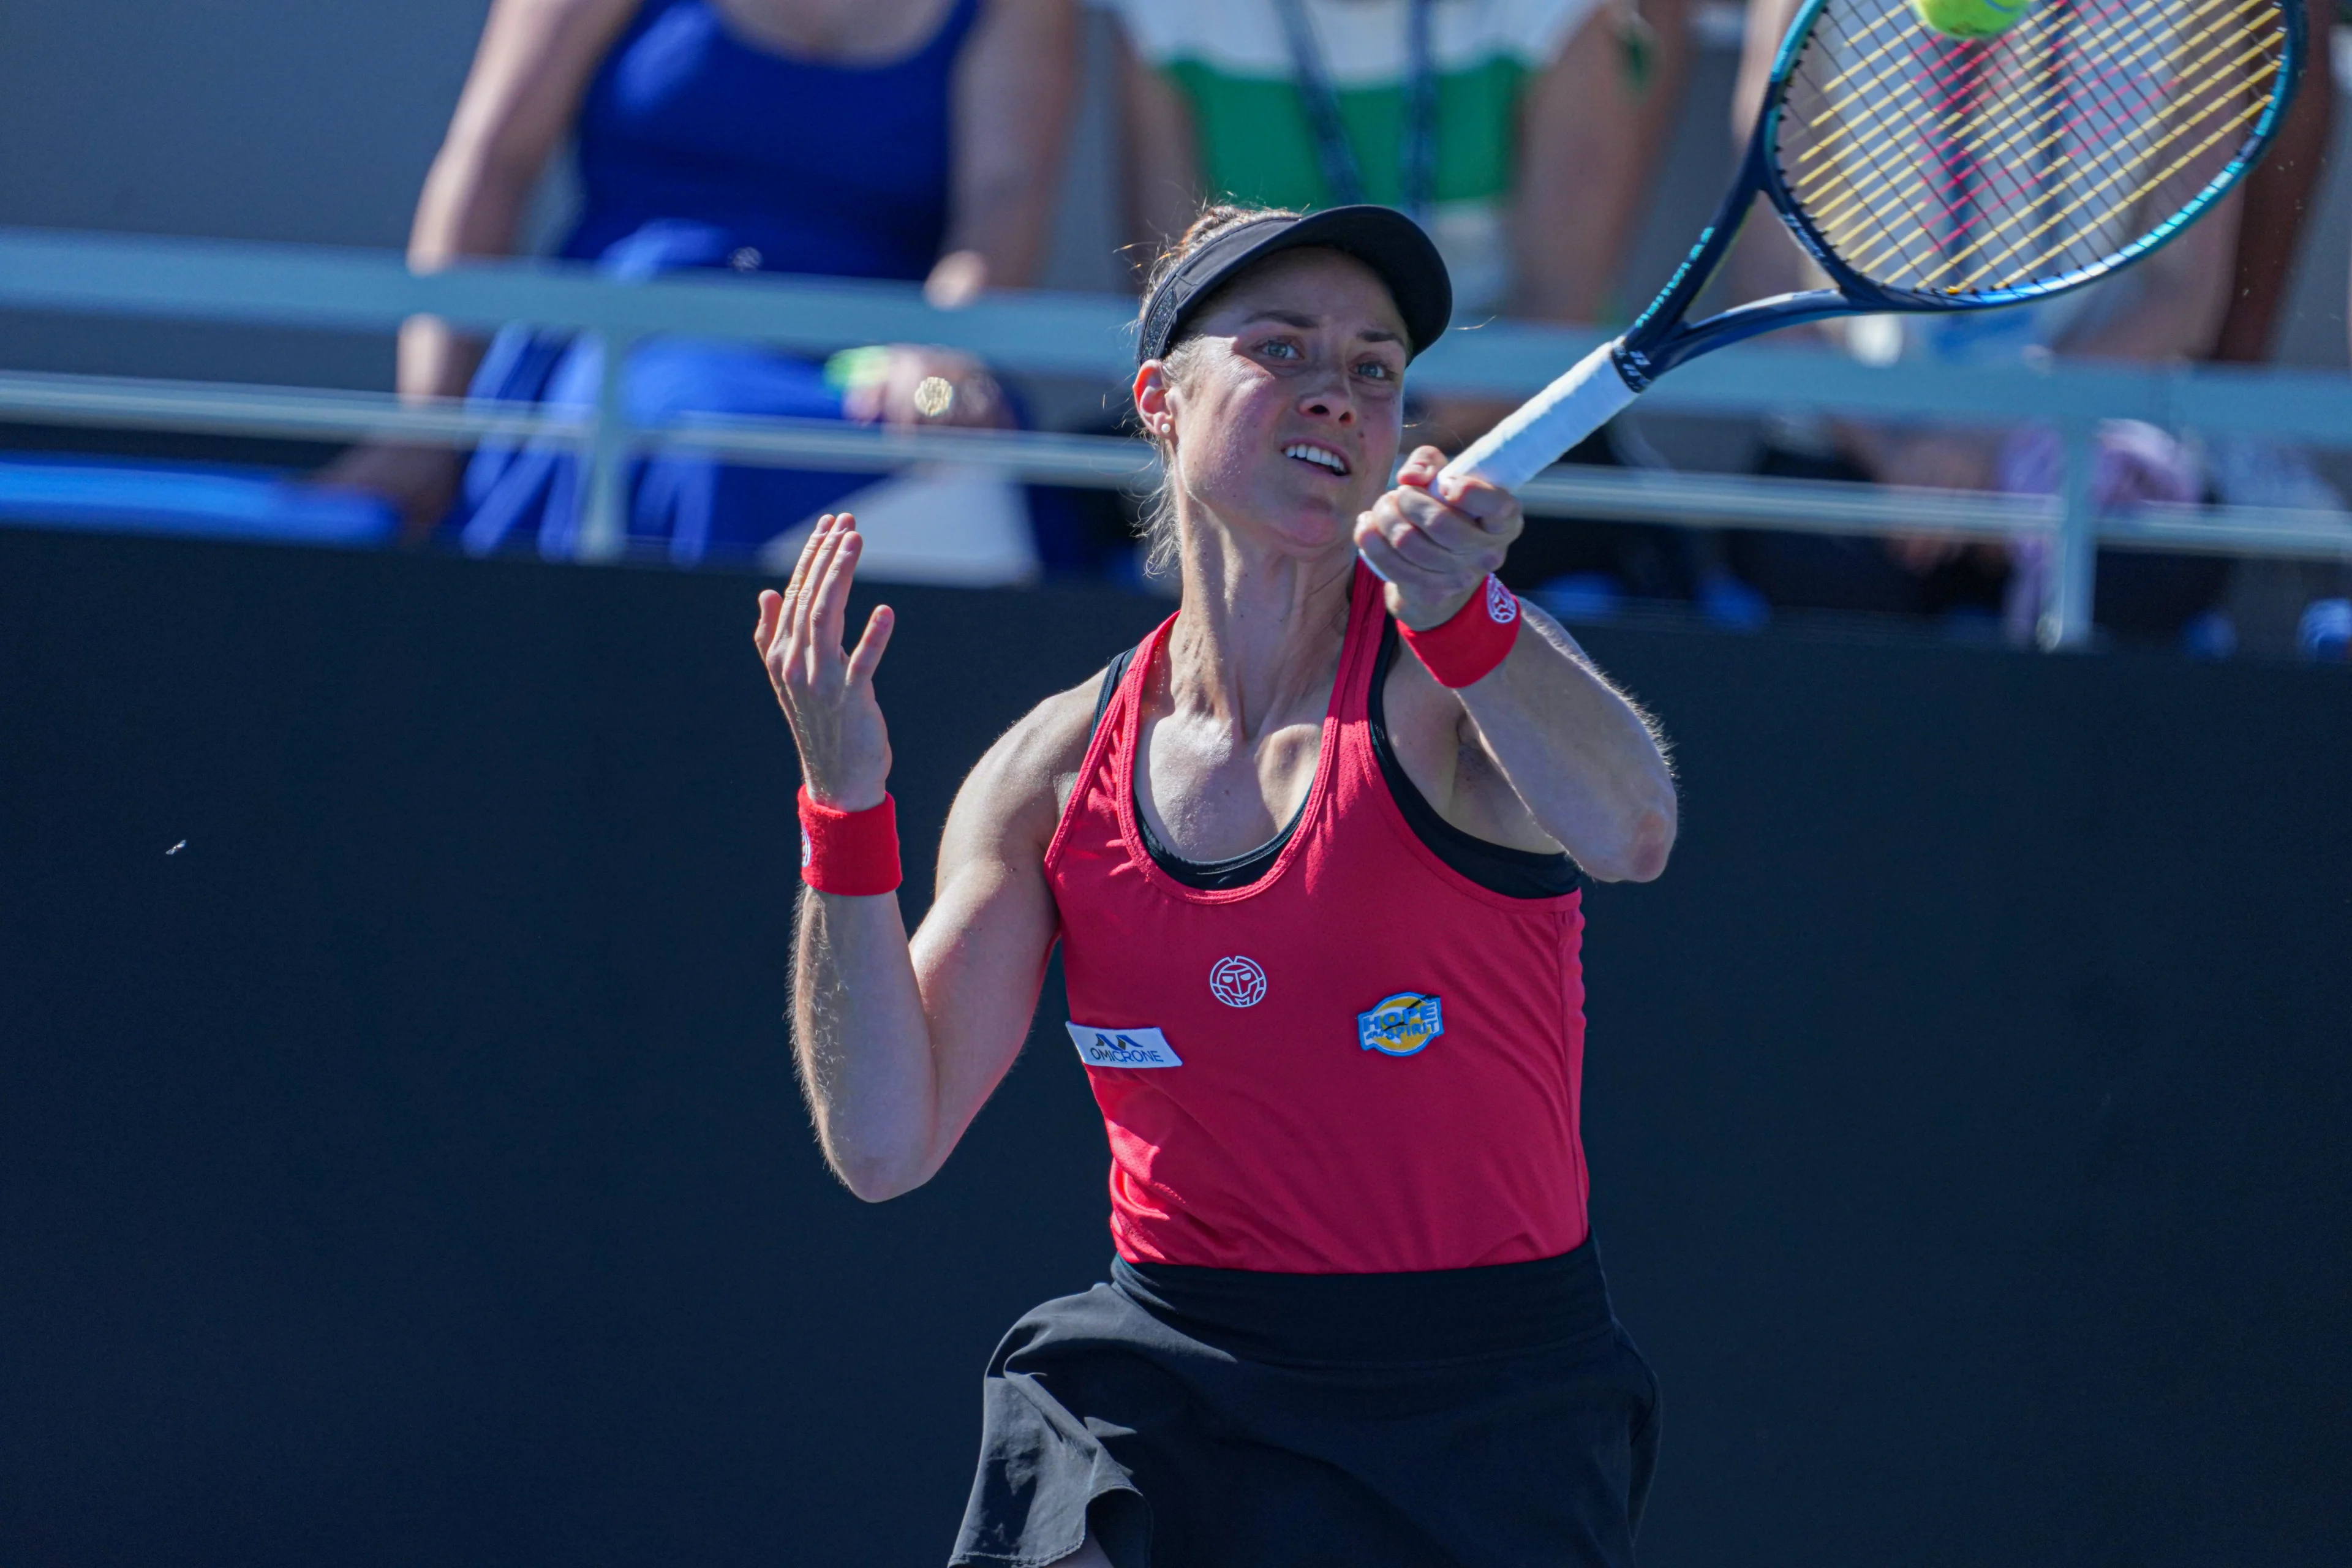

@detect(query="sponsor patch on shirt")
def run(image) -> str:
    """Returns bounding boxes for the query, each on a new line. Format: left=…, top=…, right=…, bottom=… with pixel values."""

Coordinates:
left=1357, top=992, right=1444, bottom=1057
left=1066, top=1023, right=1184, bottom=1069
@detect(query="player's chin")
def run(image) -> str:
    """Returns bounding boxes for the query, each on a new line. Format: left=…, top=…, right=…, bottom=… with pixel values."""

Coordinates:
left=1256, top=476, right=1357, bottom=533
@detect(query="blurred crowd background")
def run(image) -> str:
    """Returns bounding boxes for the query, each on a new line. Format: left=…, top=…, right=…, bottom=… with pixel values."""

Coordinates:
left=2, top=0, right=2350, bottom=654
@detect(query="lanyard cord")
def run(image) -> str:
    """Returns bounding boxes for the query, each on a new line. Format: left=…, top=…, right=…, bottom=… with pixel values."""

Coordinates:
left=1401, top=0, right=1436, bottom=221
left=1272, top=0, right=1437, bottom=222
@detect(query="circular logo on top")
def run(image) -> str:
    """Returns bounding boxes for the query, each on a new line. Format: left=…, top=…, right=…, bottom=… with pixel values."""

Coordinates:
left=1485, top=576, right=1519, bottom=625
left=1208, top=955, right=1267, bottom=1008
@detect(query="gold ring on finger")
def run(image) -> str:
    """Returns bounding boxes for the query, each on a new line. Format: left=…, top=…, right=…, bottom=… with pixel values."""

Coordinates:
left=913, top=376, right=955, bottom=419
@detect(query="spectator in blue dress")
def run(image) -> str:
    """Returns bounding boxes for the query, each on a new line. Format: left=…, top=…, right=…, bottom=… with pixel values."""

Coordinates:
left=323, top=0, right=1076, bottom=570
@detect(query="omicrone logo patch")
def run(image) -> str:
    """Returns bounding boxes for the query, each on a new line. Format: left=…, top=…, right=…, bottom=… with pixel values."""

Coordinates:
left=1207, top=955, right=1268, bottom=1008
left=1064, top=1023, right=1183, bottom=1068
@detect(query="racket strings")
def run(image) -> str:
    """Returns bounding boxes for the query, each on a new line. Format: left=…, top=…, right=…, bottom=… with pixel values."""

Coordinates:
left=1785, top=12, right=2066, bottom=275
left=1942, top=17, right=2282, bottom=271
left=1795, top=3, right=2168, bottom=265
left=1798, top=0, right=2231, bottom=233
left=1787, top=2, right=2123, bottom=262
left=1954, top=75, right=2276, bottom=284
left=1806, top=0, right=2273, bottom=286
left=1852, top=1, right=2261, bottom=282
left=1931, top=22, right=2278, bottom=284
left=1784, top=13, right=1981, bottom=273
left=1773, top=0, right=2288, bottom=298
left=1923, top=0, right=2271, bottom=237
left=1796, top=0, right=2222, bottom=177
left=1793, top=29, right=2037, bottom=278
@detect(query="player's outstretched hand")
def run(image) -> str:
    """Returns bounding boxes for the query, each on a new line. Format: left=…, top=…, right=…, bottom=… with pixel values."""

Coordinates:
left=1352, top=445, right=1525, bottom=630
left=755, top=513, right=896, bottom=810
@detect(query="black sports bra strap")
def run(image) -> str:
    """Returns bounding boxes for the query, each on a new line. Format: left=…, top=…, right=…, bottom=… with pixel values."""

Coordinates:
left=1093, top=639, right=1300, bottom=891
left=1091, top=645, right=1139, bottom=744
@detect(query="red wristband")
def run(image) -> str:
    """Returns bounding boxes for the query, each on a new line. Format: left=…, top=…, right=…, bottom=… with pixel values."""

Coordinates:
left=1398, top=576, right=1521, bottom=688
left=797, top=788, right=902, bottom=896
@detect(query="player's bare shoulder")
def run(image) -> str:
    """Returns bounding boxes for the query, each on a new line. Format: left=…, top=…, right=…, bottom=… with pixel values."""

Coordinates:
left=937, top=669, right=1111, bottom=870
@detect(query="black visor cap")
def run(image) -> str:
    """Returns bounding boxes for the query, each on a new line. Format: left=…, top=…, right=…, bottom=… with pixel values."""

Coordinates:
left=1136, top=205, right=1453, bottom=366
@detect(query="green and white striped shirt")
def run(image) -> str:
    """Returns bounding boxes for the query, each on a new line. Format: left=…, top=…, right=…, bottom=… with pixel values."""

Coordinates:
left=1104, top=0, right=1601, bottom=311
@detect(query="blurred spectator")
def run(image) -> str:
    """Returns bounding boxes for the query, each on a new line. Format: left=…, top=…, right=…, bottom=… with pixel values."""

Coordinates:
left=321, top=0, right=1076, bottom=573
left=2203, top=0, right=2352, bottom=658
left=1105, top=0, right=1713, bottom=607
left=1722, top=0, right=2252, bottom=644
left=2209, top=0, right=2335, bottom=368
left=1110, top=0, right=1687, bottom=324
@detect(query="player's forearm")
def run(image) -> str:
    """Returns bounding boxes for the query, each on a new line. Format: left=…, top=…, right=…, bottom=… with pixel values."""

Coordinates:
left=1456, top=611, right=1677, bottom=882
left=791, top=888, right=946, bottom=1202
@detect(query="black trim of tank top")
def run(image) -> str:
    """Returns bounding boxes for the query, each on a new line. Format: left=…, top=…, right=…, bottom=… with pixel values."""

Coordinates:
left=1368, top=618, right=1581, bottom=899
left=1090, top=627, right=1578, bottom=899
left=1094, top=646, right=1298, bottom=890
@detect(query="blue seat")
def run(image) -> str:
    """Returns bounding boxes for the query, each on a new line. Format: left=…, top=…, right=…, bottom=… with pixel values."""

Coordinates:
left=0, top=456, right=394, bottom=546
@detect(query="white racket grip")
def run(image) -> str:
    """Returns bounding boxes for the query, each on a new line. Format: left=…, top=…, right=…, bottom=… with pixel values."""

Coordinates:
left=1436, top=339, right=1638, bottom=496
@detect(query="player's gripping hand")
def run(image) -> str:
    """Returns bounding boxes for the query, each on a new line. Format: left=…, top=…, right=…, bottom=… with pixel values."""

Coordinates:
left=1351, top=445, right=1524, bottom=630
left=754, top=513, right=896, bottom=810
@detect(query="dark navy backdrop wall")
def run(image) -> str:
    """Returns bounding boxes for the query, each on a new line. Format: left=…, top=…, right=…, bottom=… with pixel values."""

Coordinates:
left=2, top=529, right=2346, bottom=1567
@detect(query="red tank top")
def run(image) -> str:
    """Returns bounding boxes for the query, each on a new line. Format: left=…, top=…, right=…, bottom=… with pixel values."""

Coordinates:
left=1043, top=564, right=1590, bottom=1274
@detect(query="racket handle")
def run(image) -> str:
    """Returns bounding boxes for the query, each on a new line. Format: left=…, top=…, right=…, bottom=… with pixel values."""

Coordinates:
left=1436, top=339, right=1637, bottom=496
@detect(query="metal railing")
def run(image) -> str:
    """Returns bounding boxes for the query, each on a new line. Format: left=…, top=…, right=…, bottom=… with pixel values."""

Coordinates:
left=5, top=227, right=2351, bottom=646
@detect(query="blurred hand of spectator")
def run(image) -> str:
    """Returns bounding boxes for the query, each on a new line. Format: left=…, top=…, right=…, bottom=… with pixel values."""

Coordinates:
left=1994, top=422, right=2199, bottom=512
left=1861, top=431, right=1996, bottom=497
left=1997, top=420, right=2204, bottom=643
left=837, top=345, right=1015, bottom=430
left=314, top=442, right=464, bottom=541
left=1847, top=430, right=1997, bottom=573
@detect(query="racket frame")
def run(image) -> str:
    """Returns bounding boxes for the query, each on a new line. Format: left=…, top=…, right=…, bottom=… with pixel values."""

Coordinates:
left=1437, top=0, right=2301, bottom=495
left=1611, top=0, right=2305, bottom=391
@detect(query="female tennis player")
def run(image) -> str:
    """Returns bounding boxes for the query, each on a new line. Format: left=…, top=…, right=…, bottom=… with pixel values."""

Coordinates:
left=755, top=203, right=1678, bottom=1568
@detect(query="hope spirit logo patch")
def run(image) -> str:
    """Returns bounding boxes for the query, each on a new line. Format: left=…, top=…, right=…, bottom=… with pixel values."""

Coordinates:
left=1357, top=992, right=1444, bottom=1057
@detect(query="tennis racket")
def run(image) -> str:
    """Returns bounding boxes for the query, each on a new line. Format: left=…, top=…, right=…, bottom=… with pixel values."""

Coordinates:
left=1439, top=0, right=2303, bottom=493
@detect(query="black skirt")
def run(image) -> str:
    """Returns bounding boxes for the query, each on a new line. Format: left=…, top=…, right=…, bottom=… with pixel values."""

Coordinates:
left=948, top=1239, right=1660, bottom=1568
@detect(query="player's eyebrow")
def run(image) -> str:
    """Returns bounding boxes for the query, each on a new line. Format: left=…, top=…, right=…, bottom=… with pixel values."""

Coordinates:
left=1240, top=310, right=1404, bottom=345
left=1241, top=309, right=1321, bottom=330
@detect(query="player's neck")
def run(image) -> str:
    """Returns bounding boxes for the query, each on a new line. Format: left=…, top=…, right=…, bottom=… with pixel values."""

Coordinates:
left=1165, top=524, right=1354, bottom=739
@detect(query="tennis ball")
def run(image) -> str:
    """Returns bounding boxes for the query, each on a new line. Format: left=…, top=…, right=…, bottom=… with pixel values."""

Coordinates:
left=1911, top=0, right=2026, bottom=39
